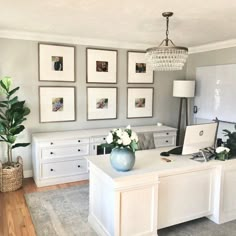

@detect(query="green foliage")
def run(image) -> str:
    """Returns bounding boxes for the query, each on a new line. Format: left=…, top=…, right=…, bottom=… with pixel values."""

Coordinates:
left=0, top=76, right=31, bottom=163
left=223, top=125, right=236, bottom=156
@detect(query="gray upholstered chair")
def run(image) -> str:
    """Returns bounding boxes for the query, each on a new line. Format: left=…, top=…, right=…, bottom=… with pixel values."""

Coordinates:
left=137, top=132, right=155, bottom=150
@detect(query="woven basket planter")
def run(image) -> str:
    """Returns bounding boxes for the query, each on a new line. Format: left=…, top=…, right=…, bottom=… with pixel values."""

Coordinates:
left=0, top=156, right=23, bottom=192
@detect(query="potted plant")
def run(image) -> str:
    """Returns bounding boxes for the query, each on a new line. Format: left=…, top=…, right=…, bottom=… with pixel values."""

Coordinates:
left=223, top=125, right=236, bottom=156
left=0, top=76, right=30, bottom=192
left=103, top=125, right=139, bottom=171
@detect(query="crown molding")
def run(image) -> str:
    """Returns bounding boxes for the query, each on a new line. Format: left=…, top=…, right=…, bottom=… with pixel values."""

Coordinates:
left=189, top=39, right=236, bottom=54
left=0, top=29, right=151, bottom=50
left=1, top=29, right=236, bottom=54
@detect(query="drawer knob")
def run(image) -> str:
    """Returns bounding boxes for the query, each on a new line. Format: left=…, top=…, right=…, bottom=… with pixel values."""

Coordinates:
left=166, top=140, right=169, bottom=143
left=78, top=140, right=81, bottom=142
left=50, top=168, right=54, bottom=171
left=103, top=137, right=106, bottom=140
left=78, top=149, right=81, bottom=152
left=166, top=132, right=169, bottom=135
left=78, top=165, right=81, bottom=168
left=50, top=142, right=53, bottom=145
left=50, top=152, right=54, bottom=155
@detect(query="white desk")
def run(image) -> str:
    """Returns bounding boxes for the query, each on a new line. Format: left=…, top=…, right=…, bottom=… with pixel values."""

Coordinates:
left=87, top=148, right=236, bottom=236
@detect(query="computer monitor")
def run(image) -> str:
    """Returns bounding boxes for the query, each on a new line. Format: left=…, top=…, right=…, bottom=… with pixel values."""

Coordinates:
left=182, top=122, right=218, bottom=155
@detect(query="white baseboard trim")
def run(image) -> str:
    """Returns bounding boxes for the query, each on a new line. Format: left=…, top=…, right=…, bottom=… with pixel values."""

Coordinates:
left=24, top=170, right=33, bottom=178
left=88, top=214, right=110, bottom=236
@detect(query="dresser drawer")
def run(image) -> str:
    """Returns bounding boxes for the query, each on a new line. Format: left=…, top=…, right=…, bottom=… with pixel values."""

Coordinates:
left=155, top=136, right=175, bottom=147
left=41, top=144, right=89, bottom=160
left=154, top=131, right=176, bottom=138
left=41, top=159, right=88, bottom=178
left=39, top=138, right=90, bottom=147
left=90, top=136, right=107, bottom=143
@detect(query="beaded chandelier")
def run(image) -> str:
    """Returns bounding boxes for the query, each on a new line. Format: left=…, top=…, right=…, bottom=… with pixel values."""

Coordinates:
left=145, top=12, right=188, bottom=71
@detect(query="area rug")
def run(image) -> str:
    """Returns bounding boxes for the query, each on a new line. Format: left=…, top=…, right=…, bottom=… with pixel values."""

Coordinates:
left=24, top=184, right=97, bottom=236
left=25, top=184, right=236, bottom=236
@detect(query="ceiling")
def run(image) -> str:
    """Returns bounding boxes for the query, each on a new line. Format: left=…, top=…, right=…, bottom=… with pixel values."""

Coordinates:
left=1, top=0, right=236, bottom=50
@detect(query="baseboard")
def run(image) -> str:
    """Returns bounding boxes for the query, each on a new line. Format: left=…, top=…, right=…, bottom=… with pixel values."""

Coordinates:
left=24, top=170, right=33, bottom=178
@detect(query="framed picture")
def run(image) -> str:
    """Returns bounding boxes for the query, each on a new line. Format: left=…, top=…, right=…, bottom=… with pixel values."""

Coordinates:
left=127, top=51, right=153, bottom=84
left=87, top=87, right=117, bottom=120
left=39, top=86, right=76, bottom=123
left=127, top=87, right=154, bottom=118
left=86, top=48, right=117, bottom=83
left=39, top=43, right=75, bottom=82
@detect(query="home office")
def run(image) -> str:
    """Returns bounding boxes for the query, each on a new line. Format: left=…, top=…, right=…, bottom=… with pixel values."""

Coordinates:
left=1, top=2, right=236, bottom=236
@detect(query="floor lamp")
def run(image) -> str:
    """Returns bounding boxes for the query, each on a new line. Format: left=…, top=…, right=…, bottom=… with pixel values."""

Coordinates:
left=173, top=80, right=195, bottom=146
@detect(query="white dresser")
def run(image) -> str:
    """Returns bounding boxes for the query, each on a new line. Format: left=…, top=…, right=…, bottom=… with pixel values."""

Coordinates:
left=32, top=125, right=176, bottom=187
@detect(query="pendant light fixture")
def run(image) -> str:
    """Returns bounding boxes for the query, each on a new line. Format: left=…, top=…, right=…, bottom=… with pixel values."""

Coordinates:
left=145, top=12, right=188, bottom=71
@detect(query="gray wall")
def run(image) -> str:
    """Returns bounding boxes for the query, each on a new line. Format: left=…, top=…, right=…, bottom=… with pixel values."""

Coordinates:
left=0, top=38, right=185, bottom=172
left=186, top=47, right=236, bottom=139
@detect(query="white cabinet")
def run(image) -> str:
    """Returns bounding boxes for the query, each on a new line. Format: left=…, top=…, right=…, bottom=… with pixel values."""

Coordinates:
left=158, top=168, right=215, bottom=229
left=217, top=161, right=236, bottom=223
left=154, top=131, right=176, bottom=147
left=32, top=125, right=176, bottom=187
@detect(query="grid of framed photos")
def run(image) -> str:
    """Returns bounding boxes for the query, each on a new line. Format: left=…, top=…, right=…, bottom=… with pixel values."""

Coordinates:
left=38, top=44, right=154, bottom=122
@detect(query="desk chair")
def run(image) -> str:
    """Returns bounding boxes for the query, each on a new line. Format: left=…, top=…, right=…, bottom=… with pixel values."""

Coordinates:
left=138, top=132, right=155, bottom=150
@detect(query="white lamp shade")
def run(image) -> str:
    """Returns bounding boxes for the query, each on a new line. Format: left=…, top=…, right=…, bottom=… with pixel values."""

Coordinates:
left=173, top=80, right=195, bottom=98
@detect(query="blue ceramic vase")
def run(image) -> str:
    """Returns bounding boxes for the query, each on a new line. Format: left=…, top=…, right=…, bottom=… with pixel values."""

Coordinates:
left=110, top=147, right=135, bottom=171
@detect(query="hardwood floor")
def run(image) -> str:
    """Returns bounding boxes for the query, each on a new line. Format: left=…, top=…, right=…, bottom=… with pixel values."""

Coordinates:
left=0, top=178, right=89, bottom=236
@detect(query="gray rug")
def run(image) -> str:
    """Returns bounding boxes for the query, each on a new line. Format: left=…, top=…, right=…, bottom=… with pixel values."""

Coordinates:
left=24, top=184, right=97, bottom=236
left=25, top=184, right=236, bottom=236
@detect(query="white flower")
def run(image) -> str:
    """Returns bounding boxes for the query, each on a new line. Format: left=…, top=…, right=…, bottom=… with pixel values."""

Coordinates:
left=126, top=125, right=131, bottom=130
left=216, top=146, right=230, bottom=154
left=106, top=132, right=113, bottom=144
left=130, top=131, right=138, bottom=142
left=121, top=132, right=131, bottom=146
left=116, top=128, right=122, bottom=138
left=117, top=139, right=123, bottom=145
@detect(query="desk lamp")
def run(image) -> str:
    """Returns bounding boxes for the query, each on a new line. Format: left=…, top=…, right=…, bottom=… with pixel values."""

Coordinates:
left=173, top=80, right=195, bottom=145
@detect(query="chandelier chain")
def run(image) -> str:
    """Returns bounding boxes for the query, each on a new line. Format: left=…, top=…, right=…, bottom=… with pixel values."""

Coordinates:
left=165, top=16, right=169, bottom=46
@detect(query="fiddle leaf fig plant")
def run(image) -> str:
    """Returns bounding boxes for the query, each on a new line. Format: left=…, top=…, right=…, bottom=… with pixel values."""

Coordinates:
left=0, top=76, right=30, bottom=165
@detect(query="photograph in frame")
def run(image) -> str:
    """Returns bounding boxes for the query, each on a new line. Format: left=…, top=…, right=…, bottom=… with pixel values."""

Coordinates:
left=127, top=51, right=153, bottom=84
left=86, top=48, right=117, bottom=83
left=87, top=87, right=117, bottom=120
left=127, top=87, right=154, bottom=118
left=39, top=86, right=76, bottom=122
left=39, top=44, right=75, bottom=82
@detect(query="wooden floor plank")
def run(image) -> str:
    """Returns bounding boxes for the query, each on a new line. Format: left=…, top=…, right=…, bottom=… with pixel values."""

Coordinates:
left=0, top=178, right=88, bottom=236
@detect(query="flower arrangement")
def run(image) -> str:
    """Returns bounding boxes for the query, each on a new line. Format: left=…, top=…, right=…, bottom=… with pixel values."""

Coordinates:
left=105, top=125, right=139, bottom=153
left=215, top=146, right=230, bottom=161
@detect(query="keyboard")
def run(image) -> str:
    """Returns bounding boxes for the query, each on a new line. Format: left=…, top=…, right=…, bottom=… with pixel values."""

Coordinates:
left=168, top=146, right=183, bottom=155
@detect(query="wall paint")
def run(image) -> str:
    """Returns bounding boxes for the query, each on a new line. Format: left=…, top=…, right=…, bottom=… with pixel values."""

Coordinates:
left=186, top=47, right=236, bottom=139
left=0, top=38, right=185, bottom=172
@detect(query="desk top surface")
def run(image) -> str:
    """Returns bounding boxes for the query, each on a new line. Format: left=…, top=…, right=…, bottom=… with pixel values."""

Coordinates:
left=87, top=148, right=235, bottom=181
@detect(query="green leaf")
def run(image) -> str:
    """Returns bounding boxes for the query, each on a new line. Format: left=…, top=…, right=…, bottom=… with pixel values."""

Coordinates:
left=12, top=142, right=30, bottom=149
left=7, top=135, right=16, bottom=144
left=9, top=125, right=25, bottom=135
left=0, top=80, right=8, bottom=92
left=1, top=76, right=12, bottom=91
left=0, top=103, right=7, bottom=108
left=8, top=87, right=19, bottom=97
left=11, top=101, right=25, bottom=111
left=23, top=107, right=30, bottom=116
left=9, top=96, right=18, bottom=105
